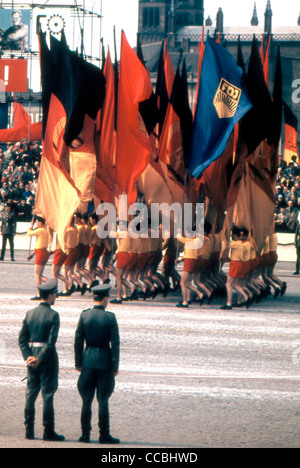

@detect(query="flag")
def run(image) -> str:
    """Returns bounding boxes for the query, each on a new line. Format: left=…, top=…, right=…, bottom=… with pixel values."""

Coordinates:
left=283, top=101, right=299, bottom=164
left=158, top=58, right=193, bottom=182
left=155, top=41, right=175, bottom=138
left=12, top=101, right=31, bottom=128
left=188, top=36, right=252, bottom=179
left=0, top=122, right=42, bottom=142
left=36, top=32, right=106, bottom=248
left=137, top=36, right=160, bottom=137
left=95, top=47, right=116, bottom=204
left=115, top=31, right=154, bottom=206
left=238, top=37, right=273, bottom=156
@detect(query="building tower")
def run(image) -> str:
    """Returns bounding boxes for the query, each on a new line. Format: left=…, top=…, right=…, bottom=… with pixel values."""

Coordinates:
left=138, top=0, right=204, bottom=45
left=264, top=0, right=273, bottom=33
left=251, top=3, right=259, bottom=26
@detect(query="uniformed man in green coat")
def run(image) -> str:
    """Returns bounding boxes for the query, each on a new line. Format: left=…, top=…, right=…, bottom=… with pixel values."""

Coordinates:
left=18, top=279, right=65, bottom=442
left=74, top=284, right=120, bottom=444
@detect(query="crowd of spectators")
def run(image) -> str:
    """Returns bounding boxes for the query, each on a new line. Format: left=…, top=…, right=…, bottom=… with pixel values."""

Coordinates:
left=275, top=155, right=300, bottom=233
left=0, top=139, right=42, bottom=222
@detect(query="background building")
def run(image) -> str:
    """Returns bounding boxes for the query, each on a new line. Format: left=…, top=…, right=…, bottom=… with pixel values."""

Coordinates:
left=138, top=0, right=300, bottom=147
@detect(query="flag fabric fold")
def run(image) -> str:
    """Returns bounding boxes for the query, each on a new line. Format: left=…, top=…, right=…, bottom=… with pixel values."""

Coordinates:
left=115, top=31, right=154, bottom=206
left=36, top=32, right=106, bottom=249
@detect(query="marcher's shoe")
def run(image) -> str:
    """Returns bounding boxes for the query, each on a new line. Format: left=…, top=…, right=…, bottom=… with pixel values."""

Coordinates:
left=11, top=258, right=15, bottom=262
left=274, top=287, right=281, bottom=299
left=130, top=289, right=139, bottom=301
left=176, top=302, right=189, bottom=308
left=99, top=434, right=120, bottom=445
left=80, top=283, right=88, bottom=296
left=293, top=271, right=299, bottom=275
left=110, top=299, right=122, bottom=304
left=43, top=431, right=65, bottom=442
left=58, top=291, right=70, bottom=297
left=280, top=282, right=287, bottom=297
left=220, top=304, right=232, bottom=310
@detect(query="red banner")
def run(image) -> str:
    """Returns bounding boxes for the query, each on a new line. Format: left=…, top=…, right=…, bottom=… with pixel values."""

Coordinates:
left=0, top=59, right=28, bottom=92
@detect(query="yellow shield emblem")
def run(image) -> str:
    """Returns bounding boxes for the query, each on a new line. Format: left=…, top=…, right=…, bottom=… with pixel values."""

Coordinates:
left=213, top=78, right=241, bottom=119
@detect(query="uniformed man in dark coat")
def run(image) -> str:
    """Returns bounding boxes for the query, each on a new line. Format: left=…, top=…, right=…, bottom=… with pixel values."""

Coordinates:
left=0, top=204, right=16, bottom=261
left=74, top=284, right=120, bottom=444
left=294, top=216, right=300, bottom=275
left=18, top=279, right=65, bottom=442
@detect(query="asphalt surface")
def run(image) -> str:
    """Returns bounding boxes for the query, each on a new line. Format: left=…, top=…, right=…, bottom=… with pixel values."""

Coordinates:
left=0, top=251, right=299, bottom=449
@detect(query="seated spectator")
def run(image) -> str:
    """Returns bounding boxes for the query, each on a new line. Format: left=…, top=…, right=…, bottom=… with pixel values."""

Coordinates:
left=17, top=198, right=32, bottom=221
left=276, top=194, right=287, bottom=213
left=275, top=207, right=288, bottom=232
left=0, top=189, right=9, bottom=205
left=22, top=183, right=33, bottom=202
left=20, top=165, right=33, bottom=185
left=31, top=142, right=42, bottom=162
left=286, top=186, right=300, bottom=202
left=1, top=181, right=12, bottom=199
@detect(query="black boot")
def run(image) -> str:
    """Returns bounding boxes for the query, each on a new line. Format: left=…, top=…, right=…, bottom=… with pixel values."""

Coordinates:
left=99, top=412, right=120, bottom=445
left=25, top=409, right=35, bottom=440
left=43, top=411, right=65, bottom=442
left=79, top=412, right=91, bottom=443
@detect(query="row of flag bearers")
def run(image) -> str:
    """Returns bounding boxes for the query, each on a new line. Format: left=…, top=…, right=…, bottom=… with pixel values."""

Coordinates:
left=26, top=213, right=287, bottom=309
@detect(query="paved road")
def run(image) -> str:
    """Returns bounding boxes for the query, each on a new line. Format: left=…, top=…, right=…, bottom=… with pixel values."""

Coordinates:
left=0, top=252, right=299, bottom=448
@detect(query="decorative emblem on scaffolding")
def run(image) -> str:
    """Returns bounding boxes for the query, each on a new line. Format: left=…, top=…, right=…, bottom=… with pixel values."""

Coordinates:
left=47, top=15, right=66, bottom=35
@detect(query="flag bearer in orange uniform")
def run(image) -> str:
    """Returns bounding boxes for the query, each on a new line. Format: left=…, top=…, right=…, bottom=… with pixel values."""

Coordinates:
left=27, top=216, right=50, bottom=300
left=176, top=234, right=205, bottom=308
left=110, top=229, right=132, bottom=304
left=220, top=227, right=251, bottom=310
left=267, top=230, right=287, bottom=297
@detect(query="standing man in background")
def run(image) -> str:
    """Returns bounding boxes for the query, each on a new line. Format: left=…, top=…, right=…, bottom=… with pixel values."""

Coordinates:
left=0, top=203, right=16, bottom=261
left=294, top=213, right=300, bottom=275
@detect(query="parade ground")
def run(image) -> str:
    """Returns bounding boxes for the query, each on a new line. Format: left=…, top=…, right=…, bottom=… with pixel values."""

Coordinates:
left=0, top=250, right=299, bottom=449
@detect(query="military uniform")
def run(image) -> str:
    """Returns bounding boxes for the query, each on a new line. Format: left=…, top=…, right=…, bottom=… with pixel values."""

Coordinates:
left=74, top=285, right=120, bottom=444
left=294, top=222, right=300, bottom=275
left=18, top=279, right=64, bottom=441
left=0, top=206, right=16, bottom=261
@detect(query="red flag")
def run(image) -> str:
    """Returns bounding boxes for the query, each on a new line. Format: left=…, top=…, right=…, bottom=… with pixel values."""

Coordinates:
left=163, top=41, right=175, bottom=101
left=95, top=47, right=116, bottom=203
left=13, top=101, right=31, bottom=128
left=0, top=122, right=42, bottom=142
left=115, top=31, right=154, bottom=206
left=284, top=124, right=299, bottom=164
left=283, top=101, right=299, bottom=164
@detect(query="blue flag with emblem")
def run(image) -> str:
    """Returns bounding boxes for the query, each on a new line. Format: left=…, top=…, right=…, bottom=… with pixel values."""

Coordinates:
left=188, top=36, right=253, bottom=178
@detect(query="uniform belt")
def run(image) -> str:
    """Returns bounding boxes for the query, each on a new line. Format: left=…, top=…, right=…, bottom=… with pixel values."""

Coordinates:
left=29, top=342, right=46, bottom=348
